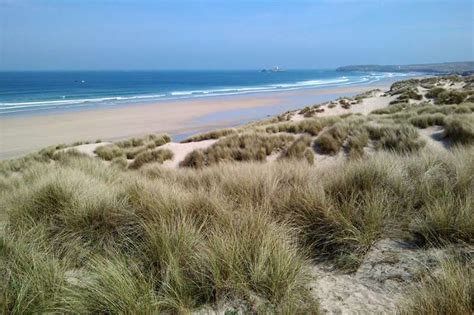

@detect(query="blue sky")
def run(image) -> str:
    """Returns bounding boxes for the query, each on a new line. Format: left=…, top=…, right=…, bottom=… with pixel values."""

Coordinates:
left=0, top=0, right=472, bottom=70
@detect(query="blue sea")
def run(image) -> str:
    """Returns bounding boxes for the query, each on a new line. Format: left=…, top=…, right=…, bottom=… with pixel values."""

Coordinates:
left=0, top=70, right=414, bottom=116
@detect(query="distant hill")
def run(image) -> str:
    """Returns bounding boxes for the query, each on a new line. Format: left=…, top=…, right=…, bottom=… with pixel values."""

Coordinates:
left=336, top=61, right=474, bottom=75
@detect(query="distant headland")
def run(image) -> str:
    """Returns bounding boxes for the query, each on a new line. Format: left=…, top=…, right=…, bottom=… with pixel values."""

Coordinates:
left=336, top=61, right=474, bottom=75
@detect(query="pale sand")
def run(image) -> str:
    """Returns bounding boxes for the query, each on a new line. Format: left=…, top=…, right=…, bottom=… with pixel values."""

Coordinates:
left=0, top=82, right=393, bottom=160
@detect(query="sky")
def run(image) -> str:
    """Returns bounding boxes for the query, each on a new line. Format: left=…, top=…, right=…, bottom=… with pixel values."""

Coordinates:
left=0, top=0, right=473, bottom=70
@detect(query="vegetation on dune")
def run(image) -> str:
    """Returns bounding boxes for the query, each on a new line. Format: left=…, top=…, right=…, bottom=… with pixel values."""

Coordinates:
left=399, top=258, right=473, bottom=315
left=264, top=116, right=341, bottom=136
left=435, top=90, right=467, bottom=104
left=181, top=128, right=238, bottom=142
left=313, top=125, right=347, bottom=155
left=367, top=124, right=426, bottom=153
left=425, top=87, right=446, bottom=99
left=128, top=148, right=174, bottom=169
left=95, top=144, right=124, bottom=161
left=346, top=128, right=369, bottom=159
left=408, top=113, right=446, bottom=128
left=1, top=75, right=474, bottom=313
left=279, top=135, right=314, bottom=164
left=180, top=133, right=294, bottom=168
left=442, top=115, right=474, bottom=144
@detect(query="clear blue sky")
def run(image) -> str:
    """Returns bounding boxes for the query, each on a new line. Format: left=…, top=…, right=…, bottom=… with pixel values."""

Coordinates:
left=0, top=0, right=472, bottom=70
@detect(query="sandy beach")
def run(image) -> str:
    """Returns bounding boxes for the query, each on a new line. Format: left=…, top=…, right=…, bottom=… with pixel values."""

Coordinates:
left=0, top=81, right=394, bottom=159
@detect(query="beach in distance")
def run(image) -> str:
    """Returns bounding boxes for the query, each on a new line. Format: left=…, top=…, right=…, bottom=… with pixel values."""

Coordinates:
left=0, top=71, right=407, bottom=159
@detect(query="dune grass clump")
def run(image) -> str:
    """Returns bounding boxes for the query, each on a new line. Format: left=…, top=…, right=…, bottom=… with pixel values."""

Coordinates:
left=129, top=149, right=173, bottom=169
left=399, top=88, right=423, bottom=101
left=1, top=236, right=69, bottom=314
left=1, top=141, right=474, bottom=311
left=181, top=128, right=237, bottom=143
left=264, top=116, right=340, bottom=136
left=346, top=129, right=369, bottom=159
left=408, top=113, right=446, bottom=128
left=368, top=124, right=425, bottom=153
left=179, top=149, right=206, bottom=168
left=399, top=258, right=473, bottom=315
left=435, top=90, right=467, bottom=105
left=442, top=115, right=474, bottom=144
left=425, top=87, right=446, bottom=99
left=279, top=135, right=314, bottom=164
left=181, top=133, right=294, bottom=167
left=95, top=144, right=124, bottom=161
left=371, top=103, right=408, bottom=115
left=313, top=121, right=352, bottom=155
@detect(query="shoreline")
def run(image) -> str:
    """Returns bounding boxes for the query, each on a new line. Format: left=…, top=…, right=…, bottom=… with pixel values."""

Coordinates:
left=0, top=79, right=398, bottom=159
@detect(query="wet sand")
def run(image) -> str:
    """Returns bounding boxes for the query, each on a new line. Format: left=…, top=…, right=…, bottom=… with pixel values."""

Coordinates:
left=0, top=81, right=394, bottom=159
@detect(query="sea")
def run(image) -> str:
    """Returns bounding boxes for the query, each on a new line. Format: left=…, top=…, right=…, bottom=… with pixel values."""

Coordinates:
left=0, top=70, right=415, bottom=116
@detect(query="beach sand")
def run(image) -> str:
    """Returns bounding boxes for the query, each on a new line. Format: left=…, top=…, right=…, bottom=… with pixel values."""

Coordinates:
left=0, top=82, right=394, bottom=159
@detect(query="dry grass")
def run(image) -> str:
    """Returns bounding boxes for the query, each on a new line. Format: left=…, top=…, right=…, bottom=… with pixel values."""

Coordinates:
left=180, top=133, right=294, bottom=168
left=2, top=75, right=474, bottom=313
left=264, top=116, right=341, bottom=136
left=181, top=128, right=237, bottom=143
left=1, top=143, right=473, bottom=312
left=94, top=144, right=124, bottom=161
left=399, top=257, right=473, bottom=315
left=367, top=124, right=426, bottom=153
left=128, top=149, right=174, bottom=169
left=435, top=90, right=467, bottom=105
left=409, top=113, right=446, bottom=128
left=279, top=135, right=314, bottom=164
left=442, top=115, right=474, bottom=144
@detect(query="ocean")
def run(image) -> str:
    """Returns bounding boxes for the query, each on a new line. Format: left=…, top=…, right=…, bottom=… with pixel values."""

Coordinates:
left=0, top=70, right=413, bottom=116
